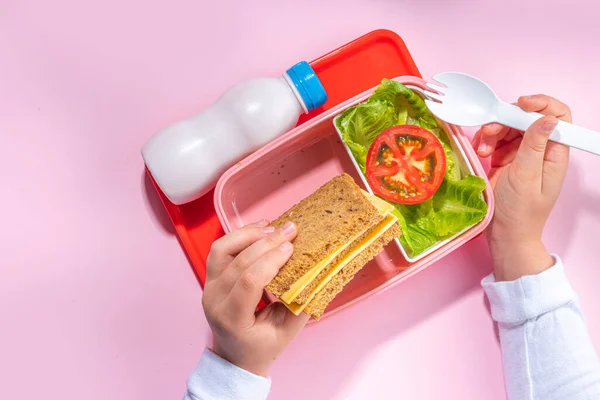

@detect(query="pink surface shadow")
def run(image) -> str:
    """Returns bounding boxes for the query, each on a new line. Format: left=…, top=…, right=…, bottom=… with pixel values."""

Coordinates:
left=142, top=171, right=176, bottom=235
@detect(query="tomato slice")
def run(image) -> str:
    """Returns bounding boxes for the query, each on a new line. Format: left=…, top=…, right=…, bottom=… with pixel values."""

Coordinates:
left=366, top=125, right=446, bottom=205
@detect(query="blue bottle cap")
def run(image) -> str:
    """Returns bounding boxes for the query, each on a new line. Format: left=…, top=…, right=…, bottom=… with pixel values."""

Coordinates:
left=286, top=61, right=327, bottom=111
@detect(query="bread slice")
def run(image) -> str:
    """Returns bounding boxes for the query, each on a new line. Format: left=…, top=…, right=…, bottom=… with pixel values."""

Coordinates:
left=292, top=191, right=394, bottom=305
left=284, top=213, right=399, bottom=316
left=266, top=174, right=382, bottom=298
left=304, top=220, right=400, bottom=319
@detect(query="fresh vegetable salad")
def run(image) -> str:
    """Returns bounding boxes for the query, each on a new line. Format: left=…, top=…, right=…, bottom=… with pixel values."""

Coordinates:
left=336, top=79, right=488, bottom=258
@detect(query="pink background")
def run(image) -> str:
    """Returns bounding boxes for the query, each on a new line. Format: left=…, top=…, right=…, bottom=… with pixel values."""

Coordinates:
left=1, top=0, right=599, bottom=399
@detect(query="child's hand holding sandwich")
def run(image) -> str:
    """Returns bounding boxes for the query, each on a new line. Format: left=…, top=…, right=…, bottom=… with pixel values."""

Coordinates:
left=202, top=219, right=309, bottom=377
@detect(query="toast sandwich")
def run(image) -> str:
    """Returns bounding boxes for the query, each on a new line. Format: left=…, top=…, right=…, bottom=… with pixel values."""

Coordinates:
left=266, top=174, right=400, bottom=319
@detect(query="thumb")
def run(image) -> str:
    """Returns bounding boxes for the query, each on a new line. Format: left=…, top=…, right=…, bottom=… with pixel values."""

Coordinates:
left=514, top=115, right=558, bottom=181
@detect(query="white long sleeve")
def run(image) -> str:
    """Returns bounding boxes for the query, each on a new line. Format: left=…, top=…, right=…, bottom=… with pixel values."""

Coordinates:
left=184, top=258, right=600, bottom=400
left=183, top=349, right=270, bottom=400
left=482, top=256, right=600, bottom=400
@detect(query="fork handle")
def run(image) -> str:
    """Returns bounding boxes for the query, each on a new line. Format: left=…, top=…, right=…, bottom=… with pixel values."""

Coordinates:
left=495, top=102, right=600, bottom=156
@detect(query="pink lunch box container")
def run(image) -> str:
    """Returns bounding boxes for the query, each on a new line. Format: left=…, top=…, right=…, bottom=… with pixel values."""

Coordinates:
left=214, top=76, right=495, bottom=322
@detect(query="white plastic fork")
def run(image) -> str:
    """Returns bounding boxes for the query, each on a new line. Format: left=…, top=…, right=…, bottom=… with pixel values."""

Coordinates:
left=423, top=72, right=600, bottom=156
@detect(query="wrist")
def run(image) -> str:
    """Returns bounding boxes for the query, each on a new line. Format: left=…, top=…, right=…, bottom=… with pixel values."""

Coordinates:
left=488, top=239, right=554, bottom=282
left=212, top=342, right=271, bottom=377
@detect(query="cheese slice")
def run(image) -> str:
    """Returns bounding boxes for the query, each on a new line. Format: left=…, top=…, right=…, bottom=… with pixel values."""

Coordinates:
left=279, top=191, right=394, bottom=304
left=362, top=191, right=395, bottom=215
left=280, top=218, right=375, bottom=303
left=284, top=213, right=398, bottom=315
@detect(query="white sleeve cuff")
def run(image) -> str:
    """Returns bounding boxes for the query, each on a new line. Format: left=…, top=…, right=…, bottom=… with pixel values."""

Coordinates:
left=481, top=255, right=577, bottom=324
left=185, top=349, right=271, bottom=400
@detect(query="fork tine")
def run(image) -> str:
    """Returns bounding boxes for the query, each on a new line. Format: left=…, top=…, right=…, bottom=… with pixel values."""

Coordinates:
left=424, top=90, right=444, bottom=103
left=425, top=82, right=447, bottom=94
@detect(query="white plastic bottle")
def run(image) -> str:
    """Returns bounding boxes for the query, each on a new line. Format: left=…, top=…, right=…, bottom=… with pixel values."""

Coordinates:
left=142, top=61, right=327, bottom=205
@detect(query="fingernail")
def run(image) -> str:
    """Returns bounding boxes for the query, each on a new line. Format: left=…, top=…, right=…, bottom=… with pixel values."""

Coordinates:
left=542, top=120, right=558, bottom=133
left=255, top=219, right=269, bottom=227
left=263, top=226, right=275, bottom=234
left=522, top=95, right=534, bottom=100
left=281, top=221, right=296, bottom=235
left=279, top=241, right=293, bottom=252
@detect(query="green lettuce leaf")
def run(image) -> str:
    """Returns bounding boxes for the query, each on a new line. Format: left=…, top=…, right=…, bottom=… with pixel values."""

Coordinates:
left=335, top=99, right=396, bottom=172
left=346, top=141, right=368, bottom=173
left=429, top=175, right=488, bottom=236
left=373, top=79, right=443, bottom=137
left=443, top=144, right=461, bottom=182
left=392, top=206, right=439, bottom=257
left=335, top=100, right=396, bottom=149
left=392, top=175, right=487, bottom=257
